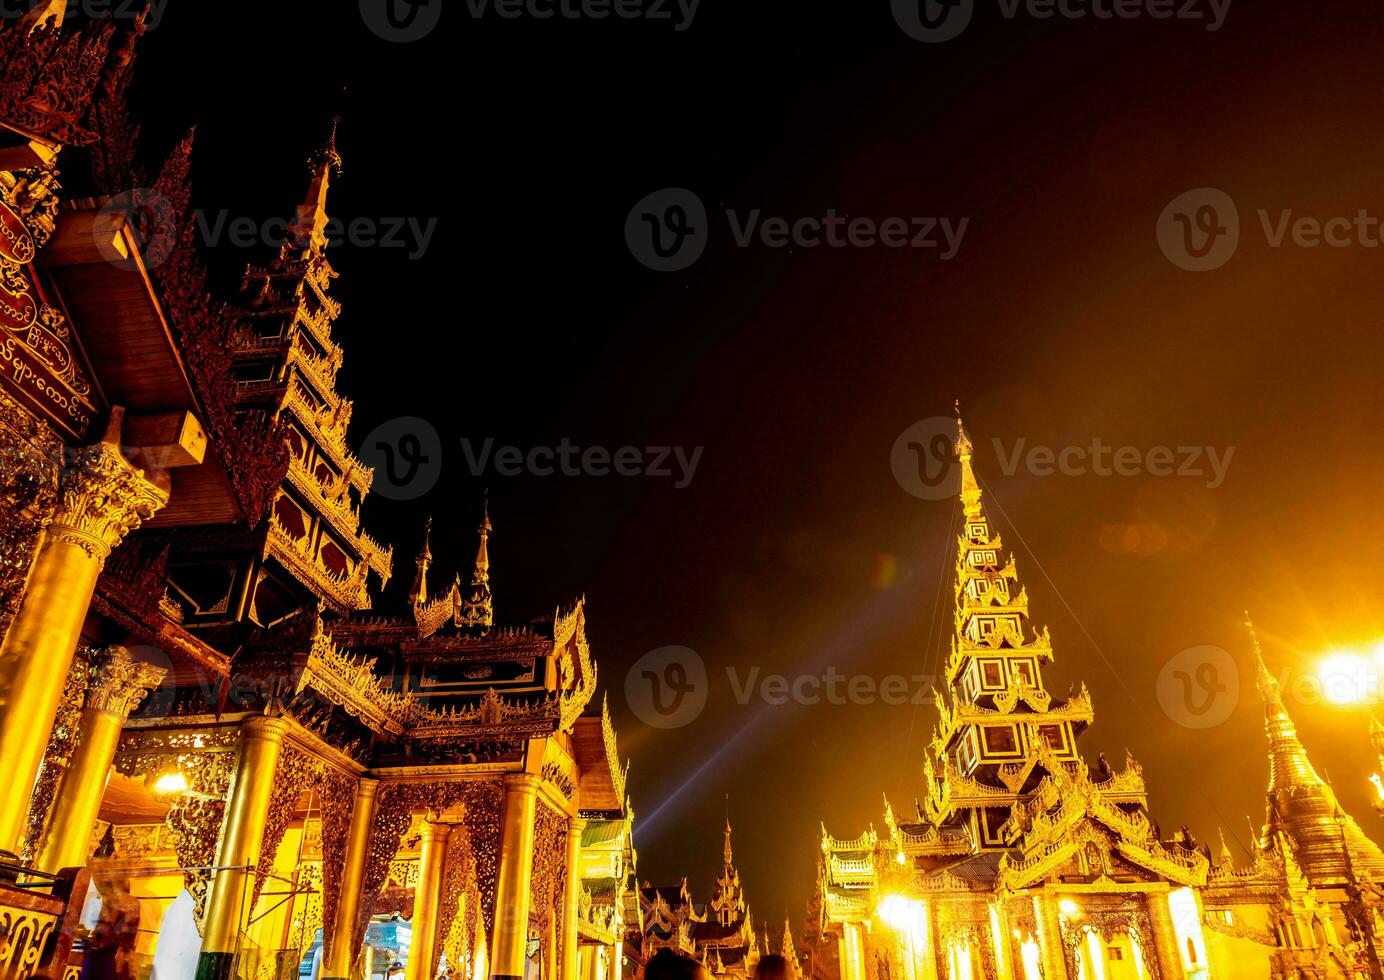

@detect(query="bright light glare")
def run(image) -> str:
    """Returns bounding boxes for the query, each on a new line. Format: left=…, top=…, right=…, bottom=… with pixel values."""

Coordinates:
left=153, top=772, right=188, bottom=796
left=1316, top=652, right=1378, bottom=705
left=877, top=895, right=921, bottom=931
left=1058, top=898, right=1080, bottom=918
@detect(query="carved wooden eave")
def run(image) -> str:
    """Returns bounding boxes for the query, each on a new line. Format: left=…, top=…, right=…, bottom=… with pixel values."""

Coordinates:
left=555, top=599, right=597, bottom=732
left=401, top=688, right=559, bottom=739
left=0, top=14, right=142, bottom=150
left=138, top=134, right=292, bottom=527
left=570, top=695, right=628, bottom=814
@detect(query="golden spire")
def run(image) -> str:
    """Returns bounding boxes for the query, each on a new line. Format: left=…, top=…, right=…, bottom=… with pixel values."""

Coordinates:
left=723, top=811, right=734, bottom=867
left=474, top=496, right=491, bottom=584
left=1245, top=612, right=1324, bottom=793
left=410, top=517, right=432, bottom=606
left=294, top=117, right=343, bottom=256
left=1217, top=827, right=1234, bottom=868
left=457, top=499, right=494, bottom=631
left=954, top=400, right=982, bottom=518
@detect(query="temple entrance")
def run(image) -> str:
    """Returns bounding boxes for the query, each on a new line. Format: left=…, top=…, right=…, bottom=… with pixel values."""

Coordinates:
left=1074, top=928, right=1147, bottom=980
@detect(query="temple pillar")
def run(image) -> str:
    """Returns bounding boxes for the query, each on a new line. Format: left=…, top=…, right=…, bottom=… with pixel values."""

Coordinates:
left=0, top=411, right=167, bottom=855
left=563, top=815, right=585, bottom=980
left=842, top=922, right=866, bottom=980
left=38, top=646, right=165, bottom=872
left=918, top=902, right=938, bottom=980
left=324, top=777, right=379, bottom=980
left=197, top=714, right=289, bottom=980
left=988, top=902, right=1014, bottom=980
left=1034, top=894, right=1068, bottom=980
left=406, top=816, right=452, bottom=980
left=491, top=773, right=539, bottom=980
left=1146, top=891, right=1185, bottom=980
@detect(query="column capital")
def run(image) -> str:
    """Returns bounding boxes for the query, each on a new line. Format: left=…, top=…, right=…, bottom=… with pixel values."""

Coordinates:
left=84, top=645, right=166, bottom=718
left=50, top=427, right=168, bottom=567
left=242, top=713, right=291, bottom=743
left=568, top=813, right=587, bottom=832
left=356, top=776, right=380, bottom=799
left=505, top=771, right=542, bottom=793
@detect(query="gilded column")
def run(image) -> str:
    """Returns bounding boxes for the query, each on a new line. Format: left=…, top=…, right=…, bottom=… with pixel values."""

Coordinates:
left=197, top=714, right=289, bottom=980
left=563, top=815, right=585, bottom=980
left=0, top=410, right=167, bottom=855
left=38, top=646, right=165, bottom=871
left=1146, top=891, right=1184, bottom=980
left=1034, top=894, right=1068, bottom=980
left=324, top=778, right=380, bottom=980
left=917, top=902, right=938, bottom=980
left=492, top=772, right=540, bottom=980
left=406, top=816, right=452, bottom=980
left=842, top=922, right=866, bottom=980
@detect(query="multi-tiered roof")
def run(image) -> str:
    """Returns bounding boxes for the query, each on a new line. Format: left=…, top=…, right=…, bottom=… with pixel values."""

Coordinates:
left=230, top=122, right=392, bottom=613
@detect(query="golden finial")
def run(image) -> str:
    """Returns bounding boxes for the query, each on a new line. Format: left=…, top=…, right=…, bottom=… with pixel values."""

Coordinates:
left=953, top=401, right=981, bottom=517
left=1245, top=610, right=1275, bottom=693
left=1217, top=827, right=1234, bottom=868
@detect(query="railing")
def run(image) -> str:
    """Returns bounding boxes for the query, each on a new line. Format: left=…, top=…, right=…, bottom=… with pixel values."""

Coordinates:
left=0, top=862, right=89, bottom=980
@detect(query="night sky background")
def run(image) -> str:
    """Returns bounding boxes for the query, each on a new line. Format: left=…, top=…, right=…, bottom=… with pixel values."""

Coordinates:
left=111, top=0, right=1384, bottom=936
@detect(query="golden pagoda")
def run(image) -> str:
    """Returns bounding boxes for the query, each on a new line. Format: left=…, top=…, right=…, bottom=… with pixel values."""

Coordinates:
left=815, top=417, right=1384, bottom=979
left=0, top=12, right=638, bottom=980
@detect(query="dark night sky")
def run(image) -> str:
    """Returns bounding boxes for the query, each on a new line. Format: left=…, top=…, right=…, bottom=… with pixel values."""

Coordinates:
left=116, top=0, right=1384, bottom=933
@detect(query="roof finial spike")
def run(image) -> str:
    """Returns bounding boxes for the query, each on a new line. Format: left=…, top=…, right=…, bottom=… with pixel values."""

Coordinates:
left=1245, top=610, right=1274, bottom=693
left=456, top=497, right=494, bottom=632
left=410, top=516, right=433, bottom=606
left=953, top=403, right=981, bottom=517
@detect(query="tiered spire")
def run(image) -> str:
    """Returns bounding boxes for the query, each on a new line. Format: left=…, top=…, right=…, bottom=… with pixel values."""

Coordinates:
left=1247, top=613, right=1324, bottom=793
left=292, top=116, right=342, bottom=257
left=457, top=499, right=494, bottom=630
left=710, top=810, right=748, bottom=928
left=925, top=410, right=1090, bottom=837
left=231, top=117, right=392, bottom=613
left=1246, top=614, right=1384, bottom=885
left=410, top=517, right=433, bottom=607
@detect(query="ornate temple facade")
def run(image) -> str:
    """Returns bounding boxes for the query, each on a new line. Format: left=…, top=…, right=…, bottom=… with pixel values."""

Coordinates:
left=0, top=9, right=637, bottom=980
left=814, top=420, right=1384, bottom=979
left=637, top=820, right=764, bottom=979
